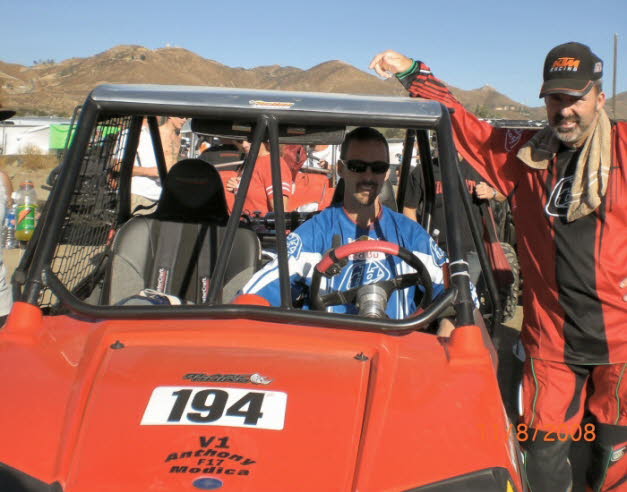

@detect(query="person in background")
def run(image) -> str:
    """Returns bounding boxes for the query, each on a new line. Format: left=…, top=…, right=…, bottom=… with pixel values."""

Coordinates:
left=474, top=181, right=506, bottom=202
left=225, top=141, right=292, bottom=214
left=283, top=144, right=334, bottom=212
left=0, top=105, right=16, bottom=325
left=371, top=42, right=627, bottom=491
left=305, top=144, right=338, bottom=171
left=403, top=153, right=505, bottom=286
left=130, top=117, right=185, bottom=212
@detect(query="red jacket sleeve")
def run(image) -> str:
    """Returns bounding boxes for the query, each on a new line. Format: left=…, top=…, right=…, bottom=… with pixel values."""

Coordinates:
left=262, top=157, right=293, bottom=199
left=398, top=61, right=534, bottom=195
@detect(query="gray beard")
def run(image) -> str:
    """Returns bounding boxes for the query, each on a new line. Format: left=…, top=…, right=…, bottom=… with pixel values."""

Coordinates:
left=551, top=125, right=582, bottom=144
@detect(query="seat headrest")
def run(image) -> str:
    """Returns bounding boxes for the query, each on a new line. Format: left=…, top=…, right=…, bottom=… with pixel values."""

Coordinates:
left=150, top=158, right=228, bottom=224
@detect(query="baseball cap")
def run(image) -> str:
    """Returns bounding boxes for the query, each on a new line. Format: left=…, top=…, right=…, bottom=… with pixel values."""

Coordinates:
left=539, top=42, right=603, bottom=98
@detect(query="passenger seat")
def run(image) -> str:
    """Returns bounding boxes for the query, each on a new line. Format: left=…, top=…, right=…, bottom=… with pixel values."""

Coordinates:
left=104, top=159, right=260, bottom=305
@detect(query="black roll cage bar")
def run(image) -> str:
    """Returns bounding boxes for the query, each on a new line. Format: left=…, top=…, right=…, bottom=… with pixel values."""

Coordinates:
left=16, top=84, right=501, bottom=336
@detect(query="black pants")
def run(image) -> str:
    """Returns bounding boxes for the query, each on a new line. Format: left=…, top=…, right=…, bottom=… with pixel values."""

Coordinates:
left=523, top=424, right=627, bottom=491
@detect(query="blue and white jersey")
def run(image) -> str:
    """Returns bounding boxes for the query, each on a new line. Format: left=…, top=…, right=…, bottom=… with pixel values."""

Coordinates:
left=242, top=204, right=448, bottom=319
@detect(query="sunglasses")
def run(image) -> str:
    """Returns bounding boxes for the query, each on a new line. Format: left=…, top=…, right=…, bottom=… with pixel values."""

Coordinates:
left=341, top=159, right=390, bottom=174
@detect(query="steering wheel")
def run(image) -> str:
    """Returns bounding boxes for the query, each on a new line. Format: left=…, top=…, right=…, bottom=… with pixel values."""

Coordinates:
left=310, top=240, right=434, bottom=316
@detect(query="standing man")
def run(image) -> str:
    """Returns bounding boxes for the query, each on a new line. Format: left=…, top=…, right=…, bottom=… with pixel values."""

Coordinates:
left=370, top=43, right=626, bottom=491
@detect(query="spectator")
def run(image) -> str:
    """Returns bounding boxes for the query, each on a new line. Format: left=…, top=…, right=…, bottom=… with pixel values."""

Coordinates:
left=131, top=117, right=185, bottom=212
left=371, top=42, right=627, bottom=491
left=225, top=141, right=292, bottom=214
left=403, top=154, right=505, bottom=285
left=474, top=181, right=506, bottom=202
left=200, top=139, right=248, bottom=213
left=282, top=144, right=334, bottom=212
left=0, top=105, right=15, bottom=325
left=305, top=144, right=338, bottom=171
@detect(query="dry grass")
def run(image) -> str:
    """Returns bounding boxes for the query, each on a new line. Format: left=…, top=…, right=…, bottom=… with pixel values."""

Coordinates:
left=3, top=145, right=61, bottom=171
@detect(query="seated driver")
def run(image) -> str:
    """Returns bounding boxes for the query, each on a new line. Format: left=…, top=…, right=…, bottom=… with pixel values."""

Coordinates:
left=241, top=127, right=455, bottom=329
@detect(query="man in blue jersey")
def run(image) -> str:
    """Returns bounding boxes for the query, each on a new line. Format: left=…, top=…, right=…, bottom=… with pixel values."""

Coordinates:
left=242, top=127, right=453, bottom=325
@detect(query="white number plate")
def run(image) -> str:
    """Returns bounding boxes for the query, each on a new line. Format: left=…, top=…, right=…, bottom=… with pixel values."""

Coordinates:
left=141, top=386, right=287, bottom=430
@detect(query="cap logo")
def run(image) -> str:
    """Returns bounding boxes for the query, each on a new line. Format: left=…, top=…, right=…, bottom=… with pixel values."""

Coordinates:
left=550, top=57, right=581, bottom=72
left=593, top=62, right=603, bottom=73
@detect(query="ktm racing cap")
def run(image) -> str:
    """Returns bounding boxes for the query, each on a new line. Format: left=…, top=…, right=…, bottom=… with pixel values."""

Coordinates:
left=539, top=42, right=603, bottom=98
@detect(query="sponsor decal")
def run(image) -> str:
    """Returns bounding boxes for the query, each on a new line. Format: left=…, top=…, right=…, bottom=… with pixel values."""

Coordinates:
left=184, top=373, right=272, bottom=385
left=593, top=62, right=603, bottom=74
left=165, top=436, right=256, bottom=478
left=249, top=373, right=273, bottom=385
left=157, top=267, right=169, bottom=292
left=286, top=233, right=303, bottom=258
left=550, top=57, right=581, bottom=72
left=193, top=477, right=223, bottom=490
left=505, top=128, right=523, bottom=152
left=201, top=277, right=210, bottom=303
left=249, top=100, right=295, bottom=109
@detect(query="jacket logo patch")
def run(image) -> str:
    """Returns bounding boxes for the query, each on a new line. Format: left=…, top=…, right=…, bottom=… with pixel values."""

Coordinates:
left=544, top=176, right=574, bottom=218
left=429, top=238, right=447, bottom=267
left=286, top=233, right=303, bottom=259
left=505, top=129, right=523, bottom=152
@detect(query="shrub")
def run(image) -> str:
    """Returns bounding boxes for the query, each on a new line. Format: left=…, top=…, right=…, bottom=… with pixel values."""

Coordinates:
left=18, top=145, right=60, bottom=170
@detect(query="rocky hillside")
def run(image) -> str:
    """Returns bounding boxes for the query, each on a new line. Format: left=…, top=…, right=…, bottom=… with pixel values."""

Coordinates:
left=1, top=45, right=624, bottom=120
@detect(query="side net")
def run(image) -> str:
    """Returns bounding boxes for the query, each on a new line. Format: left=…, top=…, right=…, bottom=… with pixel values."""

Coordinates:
left=38, top=115, right=133, bottom=311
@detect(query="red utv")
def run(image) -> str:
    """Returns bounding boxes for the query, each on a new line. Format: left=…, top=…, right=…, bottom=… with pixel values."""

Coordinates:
left=1, top=86, right=525, bottom=491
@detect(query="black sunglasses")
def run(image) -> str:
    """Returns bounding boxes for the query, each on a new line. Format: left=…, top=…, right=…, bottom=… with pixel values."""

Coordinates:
left=342, top=159, right=390, bottom=174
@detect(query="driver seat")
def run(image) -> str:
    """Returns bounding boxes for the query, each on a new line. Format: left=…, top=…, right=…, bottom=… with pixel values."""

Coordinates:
left=103, top=159, right=260, bottom=304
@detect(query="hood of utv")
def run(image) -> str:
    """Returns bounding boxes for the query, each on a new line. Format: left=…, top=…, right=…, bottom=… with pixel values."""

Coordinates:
left=0, top=312, right=517, bottom=491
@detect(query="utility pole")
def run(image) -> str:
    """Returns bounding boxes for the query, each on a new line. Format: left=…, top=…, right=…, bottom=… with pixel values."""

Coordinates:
left=612, top=34, right=618, bottom=119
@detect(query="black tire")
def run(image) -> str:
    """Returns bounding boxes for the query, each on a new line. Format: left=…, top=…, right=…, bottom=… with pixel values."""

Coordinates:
left=500, top=242, right=520, bottom=322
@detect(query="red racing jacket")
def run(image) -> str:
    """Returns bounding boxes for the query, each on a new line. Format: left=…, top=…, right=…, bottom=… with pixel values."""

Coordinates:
left=399, top=61, right=627, bottom=364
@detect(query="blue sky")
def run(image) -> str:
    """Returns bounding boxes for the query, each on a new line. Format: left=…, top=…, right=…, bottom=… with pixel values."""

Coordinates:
left=2, top=0, right=625, bottom=106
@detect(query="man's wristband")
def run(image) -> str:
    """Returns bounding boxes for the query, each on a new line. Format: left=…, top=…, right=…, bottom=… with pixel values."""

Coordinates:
left=491, top=189, right=497, bottom=200
left=396, top=59, right=419, bottom=80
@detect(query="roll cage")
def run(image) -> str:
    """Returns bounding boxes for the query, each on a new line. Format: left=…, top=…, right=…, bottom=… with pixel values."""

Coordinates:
left=13, top=85, right=502, bottom=336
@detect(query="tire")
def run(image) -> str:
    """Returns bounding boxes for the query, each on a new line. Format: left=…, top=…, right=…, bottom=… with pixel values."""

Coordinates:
left=500, top=242, right=520, bottom=322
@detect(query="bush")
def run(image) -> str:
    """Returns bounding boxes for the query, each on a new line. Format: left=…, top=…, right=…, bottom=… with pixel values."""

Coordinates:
left=17, top=145, right=60, bottom=171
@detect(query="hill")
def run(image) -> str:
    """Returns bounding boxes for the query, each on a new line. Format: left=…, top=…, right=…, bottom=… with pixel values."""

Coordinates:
left=1, top=45, right=624, bottom=120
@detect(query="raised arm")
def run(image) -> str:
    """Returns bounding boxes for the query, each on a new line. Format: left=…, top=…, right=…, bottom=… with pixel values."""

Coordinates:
left=370, top=50, right=526, bottom=195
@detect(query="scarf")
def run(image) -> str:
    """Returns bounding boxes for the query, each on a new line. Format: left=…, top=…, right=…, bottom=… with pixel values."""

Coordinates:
left=517, top=109, right=612, bottom=222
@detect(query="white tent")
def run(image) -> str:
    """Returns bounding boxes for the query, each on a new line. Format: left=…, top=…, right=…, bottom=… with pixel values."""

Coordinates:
left=0, top=117, right=71, bottom=155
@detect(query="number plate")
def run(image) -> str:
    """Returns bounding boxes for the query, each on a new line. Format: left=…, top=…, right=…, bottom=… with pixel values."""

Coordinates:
left=141, top=386, right=287, bottom=430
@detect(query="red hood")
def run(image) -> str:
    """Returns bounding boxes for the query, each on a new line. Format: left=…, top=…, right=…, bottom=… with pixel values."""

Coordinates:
left=0, top=305, right=521, bottom=491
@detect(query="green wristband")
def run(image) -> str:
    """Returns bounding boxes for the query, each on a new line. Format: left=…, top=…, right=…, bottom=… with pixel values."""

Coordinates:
left=396, top=60, right=418, bottom=80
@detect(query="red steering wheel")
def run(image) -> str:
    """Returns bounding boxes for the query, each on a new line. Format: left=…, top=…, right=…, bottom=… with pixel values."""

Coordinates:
left=310, top=240, right=434, bottom=314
